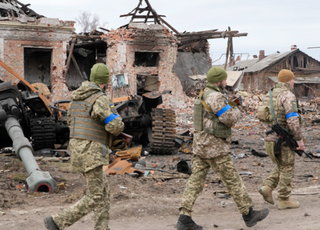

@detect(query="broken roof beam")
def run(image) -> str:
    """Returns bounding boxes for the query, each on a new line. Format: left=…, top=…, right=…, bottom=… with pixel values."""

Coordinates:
left=75, top=35, right=102, bottom=39
left=175, top=30, right=247, bottom=38
left=145, top=0, right=160, bottom=24
left=120, top=13, right=166, bottom=18
left=15, top=0, right=43, bottom=18
left=158, top=16, right=180, bottom=34
left=177, top=31, right=248, bottom=45
left=0, top=0, right=44, bottom=18
left=176, top=29, right=219, bottom=36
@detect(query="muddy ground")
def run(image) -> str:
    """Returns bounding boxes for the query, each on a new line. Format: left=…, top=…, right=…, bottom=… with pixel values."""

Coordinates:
left=0, top=113, right=320, bottom=230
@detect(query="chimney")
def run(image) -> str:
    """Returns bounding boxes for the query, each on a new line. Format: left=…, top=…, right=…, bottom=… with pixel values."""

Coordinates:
left=259, top=50, right=265, bottom=61
left=253, top=55, right=258, bottom=58
left=291, top=44, right=297, bottom=50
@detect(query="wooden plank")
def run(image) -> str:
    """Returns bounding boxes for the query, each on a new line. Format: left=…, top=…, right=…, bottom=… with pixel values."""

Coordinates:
left=0, top=59, right=52, bottom=114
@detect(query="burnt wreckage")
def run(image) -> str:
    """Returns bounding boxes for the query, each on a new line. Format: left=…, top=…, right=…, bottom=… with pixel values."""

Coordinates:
left=0, top=61, right=69, bottom=151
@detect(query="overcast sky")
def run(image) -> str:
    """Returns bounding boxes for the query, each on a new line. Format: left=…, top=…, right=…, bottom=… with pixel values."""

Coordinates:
left=25, top=0, right=320, bottom=64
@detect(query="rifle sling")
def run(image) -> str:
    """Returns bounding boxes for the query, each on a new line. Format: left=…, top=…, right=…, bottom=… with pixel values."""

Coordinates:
left=200, top=89, right=213, bottom=113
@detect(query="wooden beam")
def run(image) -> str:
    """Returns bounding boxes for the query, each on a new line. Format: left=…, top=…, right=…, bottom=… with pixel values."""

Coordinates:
left=144, top=0, right=160, bottom=24
left=71, top=55, right=85, bottom=81
left=0, top=59, right=52, bottom=114
left=158, top=17, right=180, bottom=34
left=64, top=35, right=77, bottom=90
left=132, top=15, right=158, bottom=19
left=75, top=35, right=102, bottom=39
left=175, top=29, right=219, bottom=37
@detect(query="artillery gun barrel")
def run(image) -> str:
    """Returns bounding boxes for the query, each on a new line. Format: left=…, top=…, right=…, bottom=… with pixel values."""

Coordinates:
left=4, top=117, right=57, bottom=193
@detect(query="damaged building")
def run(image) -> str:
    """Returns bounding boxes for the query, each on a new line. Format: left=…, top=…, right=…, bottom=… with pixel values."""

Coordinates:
left=1, top=0, right=248, bottom=110
left=227, top=45, right=320, bottom=99
left=66, top=1, right=247, bottom=109
left=0, top=0, right=75, bottom=102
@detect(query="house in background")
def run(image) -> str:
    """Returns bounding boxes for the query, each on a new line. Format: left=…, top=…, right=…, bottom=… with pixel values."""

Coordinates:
left=227, top=45, right=320, bottom=99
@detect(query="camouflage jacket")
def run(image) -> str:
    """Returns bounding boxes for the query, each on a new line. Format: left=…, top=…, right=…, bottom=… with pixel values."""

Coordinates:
left=67, top=81, right=124, bottom=173
left=262, top=82, right=303, bottom=142
left=193, top=84, right=242, bottom=159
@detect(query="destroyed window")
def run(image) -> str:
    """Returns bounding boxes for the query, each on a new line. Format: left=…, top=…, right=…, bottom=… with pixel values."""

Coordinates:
left=24, top=48, right=52, bottom=88
left=137, top=75, right=158, bottom=95
left=303, top=86, right=309, bottom=97
left=293, top=56, right=298, bottom=68
left=134, top=52, right=160, bottom=67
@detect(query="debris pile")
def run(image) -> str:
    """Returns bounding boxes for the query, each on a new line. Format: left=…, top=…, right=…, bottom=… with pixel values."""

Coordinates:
left=184, top=79, right=207, bottom=98
left=103, top=145, right=192, bottom=179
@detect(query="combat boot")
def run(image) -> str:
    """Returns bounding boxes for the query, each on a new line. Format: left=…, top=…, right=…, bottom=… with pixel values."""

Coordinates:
left=242, top=207, right=269, bottom=228
left=278, top=199, right=300, bottom=210
left=44, top=216, right=60, bottom=230
left=259, top=186, right=274, bottom=204
left=176, top=214, right=203, bottom=230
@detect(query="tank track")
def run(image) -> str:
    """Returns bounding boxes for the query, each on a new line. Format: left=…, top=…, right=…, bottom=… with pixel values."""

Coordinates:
left=30, top=117, right=56, bottom=150
left=150, top=108, right=176, bottom=154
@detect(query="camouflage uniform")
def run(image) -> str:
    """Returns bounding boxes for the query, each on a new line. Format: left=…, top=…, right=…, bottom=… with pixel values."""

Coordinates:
left=52, top=81, right=124, bottom=230
left=261, top=82, right=303, bottom=200
left=179, top=83, right=253, bottom=216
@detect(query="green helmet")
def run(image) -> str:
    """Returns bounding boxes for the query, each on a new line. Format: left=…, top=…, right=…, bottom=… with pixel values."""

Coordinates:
left=90, top=63, right=110, bottom=84
left=207, top=66, right=227, bottom=84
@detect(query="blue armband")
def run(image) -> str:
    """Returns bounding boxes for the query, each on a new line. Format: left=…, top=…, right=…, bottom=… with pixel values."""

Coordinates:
left=104, top=113, right=120, bottom=125
left=286, top=112, right=299, bottom=119
left=216, top=104, right=232, bottom=117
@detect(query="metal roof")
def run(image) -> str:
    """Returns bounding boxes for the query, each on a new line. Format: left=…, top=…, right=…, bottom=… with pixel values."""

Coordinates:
left=227, top=50, right=298, bottom=73
left=244, top=50, right=296, bottom=73
left=226, top=58, right=259, bottom=71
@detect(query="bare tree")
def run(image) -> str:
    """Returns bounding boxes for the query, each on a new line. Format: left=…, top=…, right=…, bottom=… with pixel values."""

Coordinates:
left=75, top=11, right=100, bottom=33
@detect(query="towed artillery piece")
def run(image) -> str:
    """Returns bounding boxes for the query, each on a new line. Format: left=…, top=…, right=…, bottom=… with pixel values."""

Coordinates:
left=0, top=60, right=70, bottom=193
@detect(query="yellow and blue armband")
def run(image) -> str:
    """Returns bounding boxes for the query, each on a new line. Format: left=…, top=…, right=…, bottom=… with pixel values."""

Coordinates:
left=216, top=101, right=232, bottom=117
left=104, top=104, right=120, bottom=124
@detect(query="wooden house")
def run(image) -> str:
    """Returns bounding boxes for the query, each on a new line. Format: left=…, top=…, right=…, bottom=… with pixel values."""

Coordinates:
left=227, top=47, right=320, bottom=99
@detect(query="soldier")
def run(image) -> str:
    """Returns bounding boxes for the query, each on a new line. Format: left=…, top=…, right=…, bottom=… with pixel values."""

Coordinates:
left=44, top=63, right=124, bottom=230
left=176, top=66, right=269, bottom=230
left=258, top=69, right=305, bottom=210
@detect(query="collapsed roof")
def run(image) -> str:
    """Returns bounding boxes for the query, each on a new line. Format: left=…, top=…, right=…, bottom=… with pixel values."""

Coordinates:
left=0, top=0, right=44, bottom=19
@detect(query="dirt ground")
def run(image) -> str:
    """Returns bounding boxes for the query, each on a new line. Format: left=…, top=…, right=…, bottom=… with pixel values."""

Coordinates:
left=1, top=114, right=320, bottom=230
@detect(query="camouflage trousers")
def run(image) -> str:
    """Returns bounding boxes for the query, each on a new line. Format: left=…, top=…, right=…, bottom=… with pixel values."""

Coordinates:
left=53, top=165, right=110, bottom=230
left=179, top=155, right=252, bottom=216
left=263, top=141, right=295, bottom=200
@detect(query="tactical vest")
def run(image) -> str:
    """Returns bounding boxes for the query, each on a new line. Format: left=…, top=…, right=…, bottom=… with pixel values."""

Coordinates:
left=258, top=85, right=288, bottom=127
left=69, top=91, right=108, bottom=144
left=194, top=86, right=231, bottom=138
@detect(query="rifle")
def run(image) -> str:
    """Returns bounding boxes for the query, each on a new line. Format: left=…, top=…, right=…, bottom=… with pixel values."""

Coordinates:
left=266, top=123, right=313, bottom=159
left=228, top=96, right=242, bottom=107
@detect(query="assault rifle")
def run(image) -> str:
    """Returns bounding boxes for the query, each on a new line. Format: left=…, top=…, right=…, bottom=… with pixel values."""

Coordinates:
left=266, top=123, right=313, bottom=159
left=228, top=96, right=242, bottom=107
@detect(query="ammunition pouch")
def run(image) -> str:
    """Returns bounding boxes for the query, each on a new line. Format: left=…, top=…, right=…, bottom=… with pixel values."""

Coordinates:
left=194, top=88, right=231, bottom=139
left=203, top=110, right=231, bottom=139
left=258, top=105, right=273, bottom=123
left=193, top=96, right=203, bottom=131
